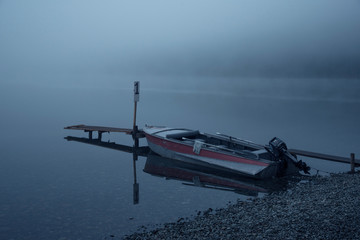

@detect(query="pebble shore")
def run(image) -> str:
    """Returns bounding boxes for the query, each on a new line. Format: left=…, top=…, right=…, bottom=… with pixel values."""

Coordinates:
left=124, top=172, right=360, bottom=240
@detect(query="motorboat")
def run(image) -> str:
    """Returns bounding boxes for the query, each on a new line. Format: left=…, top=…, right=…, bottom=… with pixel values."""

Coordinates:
left=143, top=125, right=310, bottom=179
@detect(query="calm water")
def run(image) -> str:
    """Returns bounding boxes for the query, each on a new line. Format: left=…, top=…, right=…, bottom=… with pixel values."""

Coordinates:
left=1, top=77, right=359, bottom=239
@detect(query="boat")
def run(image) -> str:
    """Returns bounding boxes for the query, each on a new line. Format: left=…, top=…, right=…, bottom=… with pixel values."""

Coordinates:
left=143, top=125, right=310, bottom=179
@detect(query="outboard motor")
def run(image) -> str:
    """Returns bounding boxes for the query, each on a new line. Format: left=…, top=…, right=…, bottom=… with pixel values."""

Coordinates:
left=267, top=137, right=310, bottom=175
left=269, top=137, right=288, bottom=158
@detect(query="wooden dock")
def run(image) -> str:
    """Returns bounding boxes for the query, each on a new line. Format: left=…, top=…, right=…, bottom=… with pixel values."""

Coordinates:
left=64, top=124, right=145, bottom=140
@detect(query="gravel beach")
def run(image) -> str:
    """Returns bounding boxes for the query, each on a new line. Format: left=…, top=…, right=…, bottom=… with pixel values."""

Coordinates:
left=124, top=172, right=360, bottom=240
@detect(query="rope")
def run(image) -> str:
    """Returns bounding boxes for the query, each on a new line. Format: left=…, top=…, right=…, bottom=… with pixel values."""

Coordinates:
left=311, top=166, right=332, bottom=176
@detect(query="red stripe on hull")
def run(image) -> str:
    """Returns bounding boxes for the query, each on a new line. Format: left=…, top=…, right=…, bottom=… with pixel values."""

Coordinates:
left=146, top=134, right=269, bottom=167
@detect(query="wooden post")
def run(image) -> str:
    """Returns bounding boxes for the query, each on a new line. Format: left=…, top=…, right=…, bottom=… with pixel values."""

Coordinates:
left=132, top=81, right=140, bottom=147
left=133, top=81, right=139, bottom=130
left=98, top=131, right=103, bottom=141
left=133, top=101, right=138, bottom=130
left=88, top=131, right=93, bottom=140
left=350, top=153, right=355, bottom=173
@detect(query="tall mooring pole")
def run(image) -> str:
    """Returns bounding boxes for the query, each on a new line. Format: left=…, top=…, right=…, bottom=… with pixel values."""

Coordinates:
left=133, top=81, right=140, bottom=149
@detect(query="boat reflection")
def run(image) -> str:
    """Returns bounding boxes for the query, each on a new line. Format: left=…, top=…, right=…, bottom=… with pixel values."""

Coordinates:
left=65, top=136, right=295, bottom=203
left=145, top=154, right=272, bottom=197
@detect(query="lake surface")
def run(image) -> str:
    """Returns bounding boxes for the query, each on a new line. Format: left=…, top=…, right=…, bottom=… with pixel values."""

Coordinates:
left=0, top=76, right=359, bottom=239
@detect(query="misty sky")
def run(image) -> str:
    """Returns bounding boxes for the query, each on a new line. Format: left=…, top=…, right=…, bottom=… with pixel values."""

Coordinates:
left=1, top=0, right=360, bottom=80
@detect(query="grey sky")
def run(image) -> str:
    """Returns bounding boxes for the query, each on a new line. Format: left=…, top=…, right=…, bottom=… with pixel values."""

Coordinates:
left=1, top=0, right=360, bottom=79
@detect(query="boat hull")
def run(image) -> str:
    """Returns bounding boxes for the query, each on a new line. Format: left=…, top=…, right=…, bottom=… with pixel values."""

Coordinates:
left=144, top=127, right=283, bottom=179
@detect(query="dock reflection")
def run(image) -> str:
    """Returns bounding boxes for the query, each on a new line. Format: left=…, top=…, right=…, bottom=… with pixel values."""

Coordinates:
left=65, top=136, right=294, bottom=204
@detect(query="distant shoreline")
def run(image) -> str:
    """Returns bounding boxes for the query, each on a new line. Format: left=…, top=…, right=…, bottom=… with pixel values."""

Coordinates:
left=124, top=172, right=360, bottom=239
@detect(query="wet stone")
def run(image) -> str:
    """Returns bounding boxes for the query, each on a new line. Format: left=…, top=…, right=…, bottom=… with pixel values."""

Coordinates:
left=124, top=172, right=360, bottom=240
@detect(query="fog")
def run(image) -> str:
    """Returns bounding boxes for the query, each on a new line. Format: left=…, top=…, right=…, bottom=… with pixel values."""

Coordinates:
left=1, top=0, right=360, bottom=83
left=1, top=2, right=360, bottom=239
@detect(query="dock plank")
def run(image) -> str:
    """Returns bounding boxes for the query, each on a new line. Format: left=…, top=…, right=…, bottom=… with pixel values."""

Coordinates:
left=64, top=124, right=133, bottom=134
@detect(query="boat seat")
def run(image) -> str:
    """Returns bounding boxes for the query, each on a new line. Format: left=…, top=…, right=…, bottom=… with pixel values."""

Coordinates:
left=252, top=149, right=270, bottom=159
left=166, top=130, right=200, bottom=139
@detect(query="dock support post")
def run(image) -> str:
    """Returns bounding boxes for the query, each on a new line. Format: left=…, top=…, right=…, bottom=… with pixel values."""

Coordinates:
left=350, top=153, right=355, bottom=173
left=88, top=131, right=93, bottom=140
left=98, top=131, right=103, bottom=141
